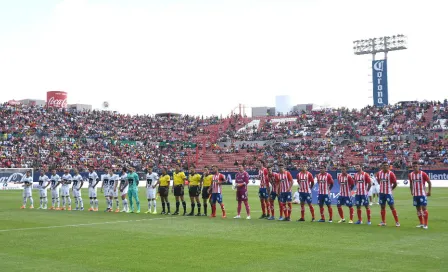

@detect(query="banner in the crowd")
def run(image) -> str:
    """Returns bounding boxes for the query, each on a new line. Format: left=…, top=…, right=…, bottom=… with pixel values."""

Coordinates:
left=372, top=59, right=389, bottom=107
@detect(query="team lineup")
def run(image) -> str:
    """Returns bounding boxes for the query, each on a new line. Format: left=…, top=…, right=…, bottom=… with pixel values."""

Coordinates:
left=17, top=160, right=432, bottom=229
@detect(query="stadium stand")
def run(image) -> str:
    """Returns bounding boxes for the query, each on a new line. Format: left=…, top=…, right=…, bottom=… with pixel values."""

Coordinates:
left=1, top=100, right=447, bottom=172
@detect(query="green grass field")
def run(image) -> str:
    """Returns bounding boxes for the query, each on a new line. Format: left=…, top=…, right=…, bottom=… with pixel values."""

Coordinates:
left=1, top=187, right=447, bottom=272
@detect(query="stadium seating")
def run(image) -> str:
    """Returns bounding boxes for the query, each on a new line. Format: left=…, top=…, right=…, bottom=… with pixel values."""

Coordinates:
left=1, top=100, right=447, bottom=172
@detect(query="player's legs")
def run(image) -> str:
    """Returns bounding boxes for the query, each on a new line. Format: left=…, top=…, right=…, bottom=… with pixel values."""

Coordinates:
left=258, top=189, right=267, bottom=218
left=422, top=205, right=428, bottom=228
left=387, top=194, right=399, bottom=225
left=327, top=204, right=333, bottom=222
left=194, top=195, right=201, bottom=216
left=150, top=198, right=157, bottom=213
left=114, top=197, right=120, bottom=212
left=128, top=190, right=135, bottom=212
left=179, top=191, right=186, bottom=215
left=217, top=194, right=226, bottom=218
left=416, top=205, right=424, bottom=227
left=121, top=193, right=128, bottom=212
left=337, top=197, right=344, bottom=221
left=299, top=201, right=305, bottom=220
left=174, top=195, right=180, bottom=215
left=243, top=193, right=250, bottom=218
left=188, top=195, right=195, bottom=216
left=236, top=200, right=242, bottom=217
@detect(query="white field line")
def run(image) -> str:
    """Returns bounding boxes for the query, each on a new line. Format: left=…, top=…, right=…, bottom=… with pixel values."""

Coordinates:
left=0, top=217, right=177, bottom=232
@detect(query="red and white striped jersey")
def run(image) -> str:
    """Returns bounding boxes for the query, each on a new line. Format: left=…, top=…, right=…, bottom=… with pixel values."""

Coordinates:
left=338, top=174, right=354, bottom=197
left=276, top=171, right=293, bottom=193
left=271, top=173, right=280, bottom=193
left=354, top=171, right=371, bottom=195
left=375, top=171, right=397, bottom=194
left=259, top=168, right=270, bottom=189
left=409, top=171, right=430, bottom=197
left=297, top=171, right=314, bottom=194
left=316, top=173, right=334, bottom=195
left=211, top=173, right=226, bottom=194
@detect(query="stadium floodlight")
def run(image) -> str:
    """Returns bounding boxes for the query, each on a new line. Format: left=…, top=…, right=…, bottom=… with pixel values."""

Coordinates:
left=353, top=34, right=407, bottom=57
left=353, top=34, right=407, bottom=107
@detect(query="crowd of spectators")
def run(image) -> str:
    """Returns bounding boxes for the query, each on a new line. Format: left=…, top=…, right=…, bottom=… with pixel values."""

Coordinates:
left=1, top=99, right=447, bottom=172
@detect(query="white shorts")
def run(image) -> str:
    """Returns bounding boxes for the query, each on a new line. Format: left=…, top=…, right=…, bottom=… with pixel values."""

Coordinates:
left=369, top=184, right=380, bottom=196
left=120, top=186, right=128, bottom=196
left=146, top=187, right=156, bottom=199
left=61, top=186, right=70, bottom=197
left=89, top=187, right=97, bottom=198
left=23, top=187, right=32, bottom=198
left=40, top=189, right=48, bottom=198
left=51, top=189, right=59, bottom=199
left=73, top=189, right=81, bottom=198
left=105, top=187, right=115, bottom=197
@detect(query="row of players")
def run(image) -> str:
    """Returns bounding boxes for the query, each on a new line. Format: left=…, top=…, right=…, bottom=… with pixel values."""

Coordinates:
left=17, top=161, right=432, bottom=229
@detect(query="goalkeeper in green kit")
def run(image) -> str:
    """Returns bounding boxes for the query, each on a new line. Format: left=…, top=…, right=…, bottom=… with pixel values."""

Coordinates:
left=127, top=167, right=141, bottom=213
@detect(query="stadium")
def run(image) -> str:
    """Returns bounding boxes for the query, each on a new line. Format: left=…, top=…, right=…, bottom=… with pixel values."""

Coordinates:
left=1, top=1, right=448, bottom=272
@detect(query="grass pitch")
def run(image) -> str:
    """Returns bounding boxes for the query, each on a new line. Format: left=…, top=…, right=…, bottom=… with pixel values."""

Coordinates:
left=0, top=187, right=447, bottom=272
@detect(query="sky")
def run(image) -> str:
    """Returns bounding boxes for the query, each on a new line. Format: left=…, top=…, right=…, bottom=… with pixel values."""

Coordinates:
left=0, top=0, right=447, bottom=116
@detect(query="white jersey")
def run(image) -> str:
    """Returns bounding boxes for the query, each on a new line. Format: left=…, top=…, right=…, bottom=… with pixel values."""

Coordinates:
left=38, top=175, right=49, bottom=189
left=101, top=174, right=111, bottom=188
left=50, top=174, right=61, bottom=190
left=146, top=173, right=159, bottom=187
left=21, top=176, right=33, bottom=188
left=72, top=174, right=83, bottom=190
left=120, top=173, right=128, bottom=189
left=61, top=174, right=73, bottom=187
left=109, top=174, right=119, bottom=189
left=88, top=172, right=99, bottom=188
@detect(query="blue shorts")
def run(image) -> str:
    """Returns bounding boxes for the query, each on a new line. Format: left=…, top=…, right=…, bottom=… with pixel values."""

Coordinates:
left=318, top=194, right=331, bottom=206
left=379, top=193, right=394, bottom=206
left=355, top=195, right=369, bottom=207
left=413, top=196, right=427, bottom=207
left=279, top=192, right=292, bottom=203
left=270, top=191, right=278, bottom=201
left=337, top=196, right=353, bottom=207
left=299, top=192, right=312, bottom=204
left=258, top=188, right=269, bottom=199
left=210, top=193, right=223, bottom=204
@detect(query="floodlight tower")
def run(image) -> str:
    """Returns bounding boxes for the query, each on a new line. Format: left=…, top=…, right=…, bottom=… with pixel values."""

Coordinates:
left=353, top=35, right=408, bottom=107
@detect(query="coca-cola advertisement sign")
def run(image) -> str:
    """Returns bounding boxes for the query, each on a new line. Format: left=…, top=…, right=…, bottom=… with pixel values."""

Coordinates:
left=1, top=172, right=25, bottom=190
left=47, top=91, right=68, bottom=108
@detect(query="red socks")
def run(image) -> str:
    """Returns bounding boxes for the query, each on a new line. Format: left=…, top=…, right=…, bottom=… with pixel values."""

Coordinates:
left=391, top=209, right=399, bottom=223
left=287, top=203, right=292, bottom=218
left=417, top=211, right=423, bottom=224
left=270, top=201, right=275, bottom=217
left=337, top=206, right=344, bottom=219
left=300, top=204, right=305, bottom=219
left=424, top=210, right=429, bottom=225
left=328, top=207, right=333, bottom=221
left=349, top=207, right=354, bottom=221
left=261, top=201, right=266, bottom=215
left=279, top=203, right=284, bottom=218
left=237, top=201, right=242, bottom=216
left=366, top=208, right=371, bottom=222
left=309, top=205, right=315, bottom=219
left=357, top=209, right=362, bottom=221
left=212, top=204, right=216, bottom=216
left=220, top=203, right=226, bottom=217
left=381, top=209, right=386, bottom=223
left=320, top=207, right=325, bottom=220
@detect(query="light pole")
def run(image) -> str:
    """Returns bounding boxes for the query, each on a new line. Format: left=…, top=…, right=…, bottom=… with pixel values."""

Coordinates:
left=353, top=35, right=408, bottom=107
